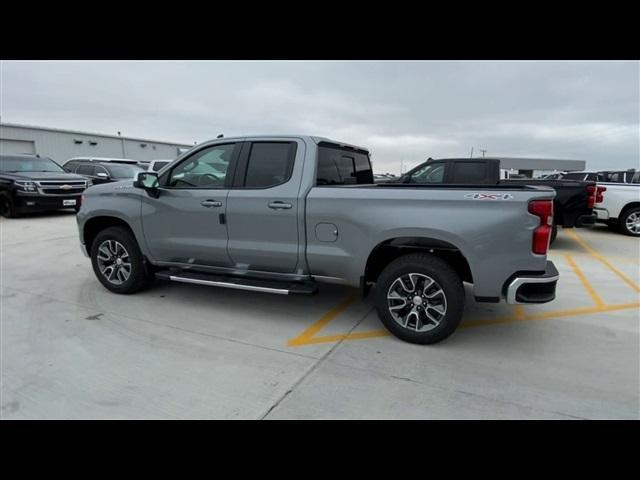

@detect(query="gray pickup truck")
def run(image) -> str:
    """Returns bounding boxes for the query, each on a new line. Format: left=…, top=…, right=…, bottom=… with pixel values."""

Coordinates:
left=77, top=135, right=559, bottom=344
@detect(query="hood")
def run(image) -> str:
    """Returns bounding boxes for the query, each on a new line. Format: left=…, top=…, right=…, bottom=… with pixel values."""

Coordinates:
left=1, top=171, right=88, bottom=182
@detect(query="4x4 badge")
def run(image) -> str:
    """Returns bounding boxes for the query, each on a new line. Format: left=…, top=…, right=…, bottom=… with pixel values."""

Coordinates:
left=465, top=193, right=514, bottom=200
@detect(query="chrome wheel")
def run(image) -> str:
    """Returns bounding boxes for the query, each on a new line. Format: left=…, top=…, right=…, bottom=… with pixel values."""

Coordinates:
left=625, top=212, right=640, bottom=234
left=387, top=273, right=447, bottom=332
left=96, top=240, right=132, bottom=285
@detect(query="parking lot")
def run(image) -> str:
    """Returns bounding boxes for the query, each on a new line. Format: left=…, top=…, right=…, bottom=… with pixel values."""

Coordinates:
left=1, top=212, right=638, bottom=419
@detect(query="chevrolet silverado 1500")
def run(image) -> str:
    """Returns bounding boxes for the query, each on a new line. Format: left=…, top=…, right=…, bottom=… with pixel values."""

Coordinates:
left=77, top=136, right=559, bottom=344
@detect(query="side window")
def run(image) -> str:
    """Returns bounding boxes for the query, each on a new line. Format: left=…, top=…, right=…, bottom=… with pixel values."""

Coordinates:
left=316, top=147, right=373, bottom=185
left=451, top=162, right=488, bottom=183
left=168, top=144, right=236, bottom=188
left=244, top=142, right=296, bottom=188
left=76, top=164, right=95, bottom=176
left=64, top=161, right=78, bottom=173
left=409, top=163, right=445, bottom=183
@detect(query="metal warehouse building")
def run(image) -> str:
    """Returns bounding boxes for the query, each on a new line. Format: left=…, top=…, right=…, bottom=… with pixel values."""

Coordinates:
left=0, top=122, right=194, bottom=164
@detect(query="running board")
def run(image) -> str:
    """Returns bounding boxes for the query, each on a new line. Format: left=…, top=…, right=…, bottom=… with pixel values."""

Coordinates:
left=155, top=270, right=318, bottom=295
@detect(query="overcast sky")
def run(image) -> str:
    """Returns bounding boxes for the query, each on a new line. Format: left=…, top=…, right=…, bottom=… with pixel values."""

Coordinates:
left=1, top=60, right=638, bottom=173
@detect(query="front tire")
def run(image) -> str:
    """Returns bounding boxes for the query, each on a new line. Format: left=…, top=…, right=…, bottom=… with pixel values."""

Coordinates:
left=0, top=194, right=18, bottom=218
left=619, top=207, right=640, bottom=237
left=90, top=226, right=152, bottom=294
left=375, top=253, right=465, bottom=345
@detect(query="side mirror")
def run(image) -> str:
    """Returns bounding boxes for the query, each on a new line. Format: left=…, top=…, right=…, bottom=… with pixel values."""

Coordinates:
left=133, top=171, right=160, bottom=196
left=96, top=172, right=109, bottom=179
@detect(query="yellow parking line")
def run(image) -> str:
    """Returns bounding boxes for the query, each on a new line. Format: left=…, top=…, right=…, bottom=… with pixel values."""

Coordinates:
left=566, top=229, right=640, bottom=293
left=564, top=253, right=606, bottom=308
left=287, top=294, right=358, bottom=346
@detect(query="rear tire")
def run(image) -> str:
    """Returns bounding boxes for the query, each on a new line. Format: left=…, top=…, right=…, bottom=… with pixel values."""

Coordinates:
left=375, top=253, right=465, bottom=345
left=90, top=226, right=152, bottom=294
left=0, top=194, right=18, bottom=218
left=619, top=207, right=640, bottom=237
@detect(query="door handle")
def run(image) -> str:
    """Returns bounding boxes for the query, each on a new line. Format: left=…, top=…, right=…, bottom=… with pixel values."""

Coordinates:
left=201, top=199, right=222, bottom=208
left=268, top=201, right=292, bottom=210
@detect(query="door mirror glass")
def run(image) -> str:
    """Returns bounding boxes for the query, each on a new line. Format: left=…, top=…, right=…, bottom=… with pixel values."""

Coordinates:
left=134, top=171, right=159, bottom=189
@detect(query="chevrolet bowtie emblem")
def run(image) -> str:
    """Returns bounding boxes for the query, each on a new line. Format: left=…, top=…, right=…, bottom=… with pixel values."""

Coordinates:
left=60, top=184, right=73, bottom=190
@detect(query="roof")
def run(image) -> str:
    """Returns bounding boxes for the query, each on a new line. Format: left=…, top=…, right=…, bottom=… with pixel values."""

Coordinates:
left=482, top=156, right=586, bottom=171
left=0, top=122, right=193, bottom=148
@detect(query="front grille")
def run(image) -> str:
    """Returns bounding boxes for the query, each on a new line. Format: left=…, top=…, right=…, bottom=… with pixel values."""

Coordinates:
left=40, top=187, right=85, bottom=195
left=34, top=180, right=87, bottom=196
left=37, top=181, right=86, bottom=187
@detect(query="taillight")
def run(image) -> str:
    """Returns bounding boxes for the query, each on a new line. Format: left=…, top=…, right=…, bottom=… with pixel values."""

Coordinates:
left=586, top=185, right=596, bottom=209
left=528, top=199, right=554, bottom=255
left=596, top=185, right=606, bottom=203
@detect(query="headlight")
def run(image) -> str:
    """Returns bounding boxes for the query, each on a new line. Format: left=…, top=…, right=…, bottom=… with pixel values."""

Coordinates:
left=14, top=180, right=37, bottom=192
left=86, top=180, right=93, bottom=187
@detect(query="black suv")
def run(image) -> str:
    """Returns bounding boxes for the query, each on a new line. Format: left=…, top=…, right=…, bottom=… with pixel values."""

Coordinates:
left=0, top=154, right=90, bottom=218
left=63, top=159, right=144, bottom=185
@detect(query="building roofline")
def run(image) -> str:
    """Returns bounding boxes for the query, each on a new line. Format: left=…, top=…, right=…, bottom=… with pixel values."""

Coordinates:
left=0, top=122, right=193, bottom=148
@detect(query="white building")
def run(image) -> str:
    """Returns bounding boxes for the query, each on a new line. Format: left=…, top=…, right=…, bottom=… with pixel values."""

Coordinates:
left=0, top=122, right=194, bottom=164
left=489, top=156, right=587, bottom=179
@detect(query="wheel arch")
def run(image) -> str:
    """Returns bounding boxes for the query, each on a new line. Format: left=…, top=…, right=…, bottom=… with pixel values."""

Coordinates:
left=364, top=236, right=473, bottom=287
left=83, top=215, right=137, bottom=253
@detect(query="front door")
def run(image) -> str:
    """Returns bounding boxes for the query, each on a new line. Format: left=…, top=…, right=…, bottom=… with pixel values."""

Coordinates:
left=141, top=142, right=240, bottom=267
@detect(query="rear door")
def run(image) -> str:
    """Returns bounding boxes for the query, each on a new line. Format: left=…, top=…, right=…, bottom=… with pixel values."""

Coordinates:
left=226, top=140, right=302, bottom=273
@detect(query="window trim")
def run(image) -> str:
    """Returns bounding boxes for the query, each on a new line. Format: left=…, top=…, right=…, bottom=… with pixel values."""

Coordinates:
left=160, top=142, right=240, bottom=190
left=76, top=163, right=96, bottom=176
left=232, top=141, right=297, bottom=190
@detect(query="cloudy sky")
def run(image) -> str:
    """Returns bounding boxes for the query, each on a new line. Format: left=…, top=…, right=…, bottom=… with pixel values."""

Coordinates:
left=1, top=60, right=638, bottom=173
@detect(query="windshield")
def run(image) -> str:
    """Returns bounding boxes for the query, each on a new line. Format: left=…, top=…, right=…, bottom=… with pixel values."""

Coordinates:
left=0, top=156, right=64, bottom=173
left=106, top=164, right=144, bottom=179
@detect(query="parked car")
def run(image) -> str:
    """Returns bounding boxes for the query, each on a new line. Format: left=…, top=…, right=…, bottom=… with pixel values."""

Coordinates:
left=0, top=154, right=89, bottom=217
left=63, top=157, right=147, bottom=170
left=594, top=170, right=640, bottom=236
left=77, top=135, right=558, bottom=345
left=63, top=159, right=144, bottom=185
left=146, top=159, right=173, bottom=172
left=394, top=157, right=602, bottom=244
left=373, top=173, right=399, bottom=183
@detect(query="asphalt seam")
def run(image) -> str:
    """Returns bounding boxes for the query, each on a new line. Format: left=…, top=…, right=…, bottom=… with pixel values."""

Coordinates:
left=259, top=305, right=375, bottom=420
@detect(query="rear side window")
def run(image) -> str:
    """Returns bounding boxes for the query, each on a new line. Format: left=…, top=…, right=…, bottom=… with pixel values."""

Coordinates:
left=451, top=162, right=487, bottom=183
left=76, top=164, right=95, bottom=175
left=244, top=142, right=296, bottom=188
left=316, top=146, right=373, bottom=185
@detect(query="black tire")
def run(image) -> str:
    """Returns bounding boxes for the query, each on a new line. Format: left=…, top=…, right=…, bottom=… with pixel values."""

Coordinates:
left=90, top=226, right=152, bottom=294
left=375, top=253, right=465, bottom=345
left=0, top=193, right=18, bottom=218
left=619, top=207, right=640, bottom=237
left=549, top=223, right=558, bottom=245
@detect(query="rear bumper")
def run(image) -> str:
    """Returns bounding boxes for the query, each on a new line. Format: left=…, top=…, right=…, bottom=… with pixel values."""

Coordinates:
left=575, top=213, right=597, bottom=227
left=594, top=207, right=609, bottom=221
left=505, top=261, right=559, bottom=304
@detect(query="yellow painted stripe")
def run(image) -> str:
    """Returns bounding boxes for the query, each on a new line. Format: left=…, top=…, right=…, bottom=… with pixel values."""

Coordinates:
left=514, top=305, right=526, bottom=320
left=289, top=302, right=640, bottom=346
left=564, top=253, right=606, bottom=308
left=566, top=229, right=640, bottom=293
left=287, top=294, right=358, bottom=346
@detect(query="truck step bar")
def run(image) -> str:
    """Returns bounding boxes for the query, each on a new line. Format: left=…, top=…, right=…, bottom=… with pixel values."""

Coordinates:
left=154, top=270, right=318, bottom=295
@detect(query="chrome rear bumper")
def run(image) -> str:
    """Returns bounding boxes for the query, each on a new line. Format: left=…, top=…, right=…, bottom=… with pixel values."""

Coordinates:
left=505, top=261, right=559, bottom=304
